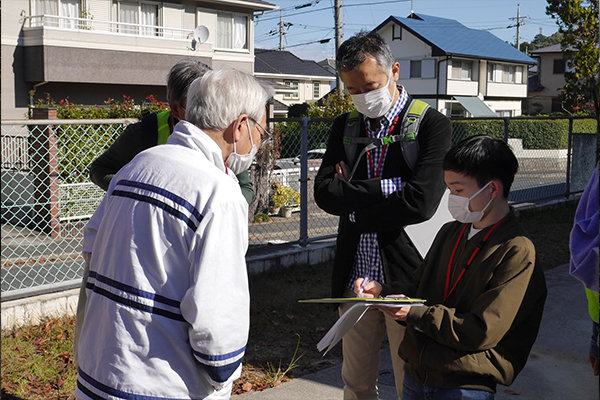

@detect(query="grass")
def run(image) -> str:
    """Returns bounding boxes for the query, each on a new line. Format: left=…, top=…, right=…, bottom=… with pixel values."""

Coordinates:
left=1, top=200, right=578, bottom=399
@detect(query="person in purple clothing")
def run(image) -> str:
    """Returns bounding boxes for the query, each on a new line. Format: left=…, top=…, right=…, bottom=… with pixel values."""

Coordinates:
left=569, top=163, right=599, bottom=376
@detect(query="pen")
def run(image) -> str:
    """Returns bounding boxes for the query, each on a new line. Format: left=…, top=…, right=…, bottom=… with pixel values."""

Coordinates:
left=358, top=275, right=370, bottom=295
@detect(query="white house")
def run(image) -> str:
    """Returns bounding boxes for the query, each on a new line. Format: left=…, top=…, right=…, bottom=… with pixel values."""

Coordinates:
left=373, top=14, right=536, bottom=117
left=526, top=44, right=568, bottom=114
left=254, top=49, right=335, bottom=115
left=1, top=0, right=277, bottom=120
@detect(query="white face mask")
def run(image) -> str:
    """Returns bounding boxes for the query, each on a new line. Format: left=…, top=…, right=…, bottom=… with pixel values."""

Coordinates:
left=448, top=182, right=493, bottom=223
left=226, top=120, right=257, bottom=175
left=349, top=74, right=394, bottom=119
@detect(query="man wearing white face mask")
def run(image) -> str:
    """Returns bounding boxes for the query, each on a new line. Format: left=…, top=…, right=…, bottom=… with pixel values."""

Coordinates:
left=314, top=31, right=451, bottom=399
left=358, top=135, right=547, bottom=399
left=75, top=68, right=272, bottom=400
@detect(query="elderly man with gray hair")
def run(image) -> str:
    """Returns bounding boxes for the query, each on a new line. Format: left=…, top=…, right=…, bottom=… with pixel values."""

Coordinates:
left=75, top=68, right=272, bottom=400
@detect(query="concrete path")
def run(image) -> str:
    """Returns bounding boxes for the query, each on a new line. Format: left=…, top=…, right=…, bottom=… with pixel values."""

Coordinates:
left=235, top=265, right=599, bottom=400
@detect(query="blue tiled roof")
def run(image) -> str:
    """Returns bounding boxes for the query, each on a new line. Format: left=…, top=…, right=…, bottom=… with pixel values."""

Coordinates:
left=255, top=49, right=335, bottom=77
left=375, top=14, right=535, bottom=64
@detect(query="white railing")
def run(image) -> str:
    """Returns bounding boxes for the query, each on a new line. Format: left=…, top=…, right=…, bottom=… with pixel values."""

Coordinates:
left=25, top=15, right=192, bottom=40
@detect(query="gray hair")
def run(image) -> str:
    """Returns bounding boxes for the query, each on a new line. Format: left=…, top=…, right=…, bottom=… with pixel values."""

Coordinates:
left=166, top=59, right=212, bottom=107
left=185, top=68, right=273, bottom=131
left=336, top=31, right=394, bottom=74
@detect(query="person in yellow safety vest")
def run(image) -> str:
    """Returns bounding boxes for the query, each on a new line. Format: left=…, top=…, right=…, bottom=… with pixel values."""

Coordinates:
left=89, top=60, right=254, bottom=204
left=569, top=163, right=599, bottom=376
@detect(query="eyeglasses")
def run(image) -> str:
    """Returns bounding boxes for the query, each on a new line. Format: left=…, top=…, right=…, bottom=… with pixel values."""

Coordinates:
left=250, top=118, right=274, bottom=147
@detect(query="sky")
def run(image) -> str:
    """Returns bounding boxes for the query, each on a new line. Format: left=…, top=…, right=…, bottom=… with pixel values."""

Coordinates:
left=253, top=0, right=560, bottom=62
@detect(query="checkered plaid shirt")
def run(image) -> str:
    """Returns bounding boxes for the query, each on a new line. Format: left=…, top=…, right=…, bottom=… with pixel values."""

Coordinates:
left=348, top=86, right=409, bottom=289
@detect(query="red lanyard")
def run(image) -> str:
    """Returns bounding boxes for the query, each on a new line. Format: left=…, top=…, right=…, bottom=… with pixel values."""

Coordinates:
left=443, top=218, right=505, bottom=304
left=366, top=114, right=400, bottom=178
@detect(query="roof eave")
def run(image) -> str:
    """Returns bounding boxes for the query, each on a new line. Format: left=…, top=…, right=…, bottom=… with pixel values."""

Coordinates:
left=255, top=72, right=335, bottom=80
left=198, top=0, right=278, bottom=12
left=445, top=52, right=536, bottom=65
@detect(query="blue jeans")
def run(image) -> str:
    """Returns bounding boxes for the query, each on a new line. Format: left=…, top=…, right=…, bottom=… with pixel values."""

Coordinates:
left=402, top=373, right=495, bottom=400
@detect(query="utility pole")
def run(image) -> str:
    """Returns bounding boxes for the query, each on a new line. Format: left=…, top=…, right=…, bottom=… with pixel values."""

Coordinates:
left=334, top=0, right=343, bottom=90
left=508, top=3, right=527, bottom=50
left=279, top=10, right=284, bottom=50
left=277, top=10, right=293, bottom=50
left=516, top=4, right=521, bottom=50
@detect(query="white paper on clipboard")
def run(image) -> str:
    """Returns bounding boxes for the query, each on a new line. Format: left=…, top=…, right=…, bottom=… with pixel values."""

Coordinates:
left=404, top=189, right=454, bottom=258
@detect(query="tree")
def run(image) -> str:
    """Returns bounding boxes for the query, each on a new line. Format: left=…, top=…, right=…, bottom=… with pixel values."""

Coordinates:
left=305, top=89, right=355, bottom=118
left=519, top=32, right=563, bottom=53
left=546, top=0, right=599, bottom=128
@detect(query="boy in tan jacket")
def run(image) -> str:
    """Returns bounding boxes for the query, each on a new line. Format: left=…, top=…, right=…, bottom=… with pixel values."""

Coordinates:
left=357, top=135, right=547, bottom=399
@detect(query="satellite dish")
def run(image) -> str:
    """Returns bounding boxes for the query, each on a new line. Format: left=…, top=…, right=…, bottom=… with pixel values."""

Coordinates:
left=193, top=25, right=210, bottom=44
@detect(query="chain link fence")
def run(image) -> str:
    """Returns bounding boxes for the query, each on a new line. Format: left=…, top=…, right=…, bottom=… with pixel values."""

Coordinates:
left=1, top=118, right=134, bottom=300
left=1, top=115, right=597, bottom=300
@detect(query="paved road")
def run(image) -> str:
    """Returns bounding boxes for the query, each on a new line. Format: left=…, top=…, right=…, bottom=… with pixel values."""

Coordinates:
left=234, top=265, right=598, bottom=400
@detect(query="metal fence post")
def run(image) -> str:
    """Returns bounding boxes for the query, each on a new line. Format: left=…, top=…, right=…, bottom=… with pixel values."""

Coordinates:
left=299, top=117, right=309, bottom=246
left=565, top=117, right=573, bottom=197
left=30, top=107, right=61, bottom=238
left=503, top=118, right=509, bottom=143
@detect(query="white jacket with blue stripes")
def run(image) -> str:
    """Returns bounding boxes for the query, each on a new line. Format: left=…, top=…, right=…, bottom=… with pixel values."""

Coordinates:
left=77, top=120, right=250, bottom=400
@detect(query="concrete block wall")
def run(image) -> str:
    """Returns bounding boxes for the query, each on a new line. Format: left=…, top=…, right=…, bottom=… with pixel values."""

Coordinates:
left=1, top=241, right=337, bottom=331
left=1, top=288, right=80, bottom=331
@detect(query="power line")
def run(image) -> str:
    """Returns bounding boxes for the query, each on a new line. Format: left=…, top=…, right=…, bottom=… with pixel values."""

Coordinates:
left=256, top=0, right=409, bottom=23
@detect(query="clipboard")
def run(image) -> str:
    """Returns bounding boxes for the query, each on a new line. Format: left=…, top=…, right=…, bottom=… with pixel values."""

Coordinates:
left=299, top=298, right=425, bottom=355
left=298, top=297, right=426, bottom=305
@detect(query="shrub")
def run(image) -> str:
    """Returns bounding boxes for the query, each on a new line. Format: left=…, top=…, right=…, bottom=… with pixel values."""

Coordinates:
left=450, top=118, right=597, bottom=149
left=253, top=213, right=271, bottom=223
left=31, top=94, right=169, bottom=184
left=272, top=185, right=300, bottom=208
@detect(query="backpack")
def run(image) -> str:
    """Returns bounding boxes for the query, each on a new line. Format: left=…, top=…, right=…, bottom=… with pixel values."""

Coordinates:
left=342, top=99, right=429, bottom=180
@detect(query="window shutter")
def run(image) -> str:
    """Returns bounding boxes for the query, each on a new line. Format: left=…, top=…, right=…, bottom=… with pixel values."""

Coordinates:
left=422, top=59, right=435, bottom=78
left=398, top=60, right=410, bottom=79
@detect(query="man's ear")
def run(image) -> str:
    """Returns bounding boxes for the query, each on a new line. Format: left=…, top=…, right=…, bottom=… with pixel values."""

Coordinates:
left=231, top=114, right=249, bottom=143
left=490, top=180, right=504, bottom=199
left=391, top=62, right=400, bottom=82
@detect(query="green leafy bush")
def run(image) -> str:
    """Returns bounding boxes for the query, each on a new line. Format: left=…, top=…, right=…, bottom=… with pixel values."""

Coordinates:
left=253, top=213, right=271, bottom=223
left=272, top=185, right=300, bottom=208
left=31, top=95, right=169, bottom=183
left=450, top=118, right=596, bottom=149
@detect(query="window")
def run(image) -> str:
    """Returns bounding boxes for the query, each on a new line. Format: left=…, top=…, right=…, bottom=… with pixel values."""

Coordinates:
left=410, top=60, right=421, bottom=78
left=283, top=80, right=299, bottom=100
left=449, top=102, right=467, bottom=118
left=35, top=0, right=81, bottom=28
left=217, top=13, right=248, bottom=49
left=313, top=82, right=320, bottom=98
left=496, top=110, right=512, bottom=117
left=553, top=59, right=565, bottom=74
left=450, top=60, right=473, bottom=80
left=488, top=64, right=524, bottom=83
left=392, top=24, right=402, bottom=40
left=502, top=65, right=515, bottom=83
left=114, top=1, right=159, bottom=36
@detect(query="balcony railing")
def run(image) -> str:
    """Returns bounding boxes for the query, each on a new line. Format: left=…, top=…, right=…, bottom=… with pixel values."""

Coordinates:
left=24, top=15, right=192, bottom=40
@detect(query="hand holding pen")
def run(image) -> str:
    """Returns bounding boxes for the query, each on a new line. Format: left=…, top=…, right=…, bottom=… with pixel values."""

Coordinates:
left=358, top=275, right=370, bottom=295
left=354, top=276, right=382, bottom=298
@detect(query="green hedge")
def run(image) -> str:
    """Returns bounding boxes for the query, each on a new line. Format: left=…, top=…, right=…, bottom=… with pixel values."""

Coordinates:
left=451, top=118, right=597, bottom=149
left=33, top=95, right=169, bottom=184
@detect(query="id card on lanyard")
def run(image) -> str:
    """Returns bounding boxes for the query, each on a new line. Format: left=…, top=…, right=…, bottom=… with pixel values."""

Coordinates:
left=443, top=218, right=505, bottom=304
